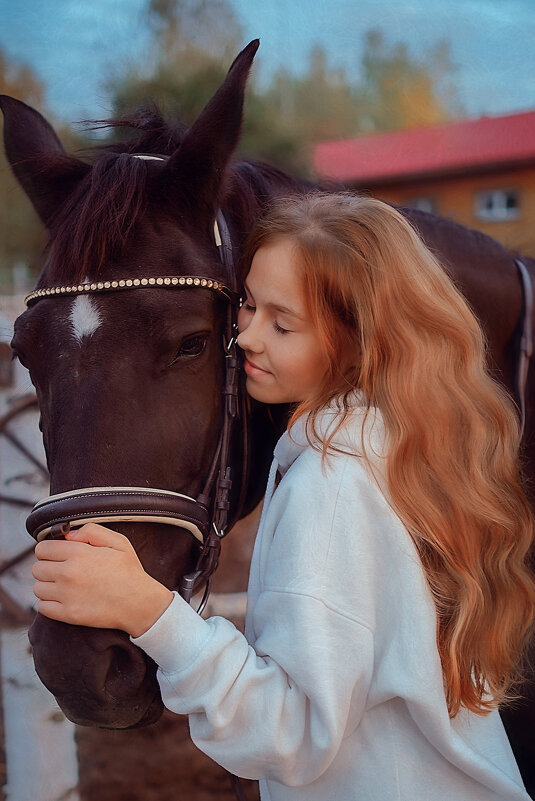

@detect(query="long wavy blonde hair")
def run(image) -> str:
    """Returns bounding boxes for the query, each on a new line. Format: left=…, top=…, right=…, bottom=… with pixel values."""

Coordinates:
left=245, top=192, right=535, bottom=717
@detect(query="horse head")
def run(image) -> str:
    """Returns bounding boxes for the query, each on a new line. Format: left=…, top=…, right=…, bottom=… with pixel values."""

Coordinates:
left=1, top=40, right=268, bottom=728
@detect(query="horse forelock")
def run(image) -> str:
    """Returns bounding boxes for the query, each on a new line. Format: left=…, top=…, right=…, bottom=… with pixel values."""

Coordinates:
left=42, top=108, right=188, bottom=287
left=45, top=151, right=152, bottom=285
left=94, top=106, right=187, bottom=158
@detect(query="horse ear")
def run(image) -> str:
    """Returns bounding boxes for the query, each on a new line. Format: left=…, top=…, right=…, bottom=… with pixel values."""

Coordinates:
left=162, top=39, right=260, bottom=212
left=0, top=94, right=90, bottom=227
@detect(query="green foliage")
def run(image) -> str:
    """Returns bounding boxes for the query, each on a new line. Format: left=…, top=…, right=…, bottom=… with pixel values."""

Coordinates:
left=107, top=4, right=462, bottom=178
left=0, top=2, right=464, bottom=284
left=359, top=29, right=463, bottom=131
left=113, top=60, right=229, bottom=123
left=0, top=51, right=48, bottom=288
left=0, top=51, right=95, bottom=288
left=148, top=0, right=243, bottom=61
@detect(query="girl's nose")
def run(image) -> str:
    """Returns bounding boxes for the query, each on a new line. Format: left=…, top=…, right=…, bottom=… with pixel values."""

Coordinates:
left=236, top=316, right=262, bottom=354
left=236, top=328, right=254, bottom=352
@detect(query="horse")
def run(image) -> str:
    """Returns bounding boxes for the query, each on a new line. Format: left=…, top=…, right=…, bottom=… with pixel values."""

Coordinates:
left=1, top=40, right=534, bottom=793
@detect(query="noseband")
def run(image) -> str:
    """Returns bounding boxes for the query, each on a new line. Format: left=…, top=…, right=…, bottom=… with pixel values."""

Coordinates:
left=25, top=209, right=248, bottom=610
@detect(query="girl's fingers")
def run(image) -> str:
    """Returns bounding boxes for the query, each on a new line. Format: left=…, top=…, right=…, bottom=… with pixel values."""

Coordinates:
left=36, top=600, right=69, bottom=622
left=33, top=579, right=59, bottom=601
left=35, top=540, right=73, bottom=561
left=66, top=523, right=130, bottom=549
left=34, top=525, right=131, bottom=561
left=32, top=560, right=60, bottom=580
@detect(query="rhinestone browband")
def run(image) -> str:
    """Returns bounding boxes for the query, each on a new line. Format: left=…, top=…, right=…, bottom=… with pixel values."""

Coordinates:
left=25, top=275, right=238, bottom=307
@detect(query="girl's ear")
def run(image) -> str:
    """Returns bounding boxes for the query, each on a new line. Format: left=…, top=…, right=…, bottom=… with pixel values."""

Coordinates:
left=0, top=94, right=90, bottom=227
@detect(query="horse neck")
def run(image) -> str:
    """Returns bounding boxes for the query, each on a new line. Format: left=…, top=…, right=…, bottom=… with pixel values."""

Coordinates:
left=224, top=161, right=310, bottom=262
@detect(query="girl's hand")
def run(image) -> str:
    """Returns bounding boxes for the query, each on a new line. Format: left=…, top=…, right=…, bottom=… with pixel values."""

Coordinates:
left=32, top=523, right=173, bottom=637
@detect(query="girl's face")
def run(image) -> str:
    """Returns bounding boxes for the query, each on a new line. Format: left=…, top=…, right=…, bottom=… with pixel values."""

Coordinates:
left=237, top=238, right=329, bottom=405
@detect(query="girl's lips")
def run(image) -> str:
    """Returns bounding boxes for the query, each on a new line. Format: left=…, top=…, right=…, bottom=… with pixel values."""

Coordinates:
left=243, top=358, right=271, bottom=377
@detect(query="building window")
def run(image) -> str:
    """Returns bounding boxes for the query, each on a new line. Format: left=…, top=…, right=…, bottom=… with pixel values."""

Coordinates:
left=404, top=196, right=437, bottom=214
left=474, top=189, right=520, bottom=221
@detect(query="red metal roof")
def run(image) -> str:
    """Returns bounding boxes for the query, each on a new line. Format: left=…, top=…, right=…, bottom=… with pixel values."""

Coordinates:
left=313, top=110, right=535, bottom=185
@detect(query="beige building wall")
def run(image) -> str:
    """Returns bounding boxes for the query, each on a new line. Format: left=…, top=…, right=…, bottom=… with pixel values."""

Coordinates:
left=357, top=166, right=535, bottom=258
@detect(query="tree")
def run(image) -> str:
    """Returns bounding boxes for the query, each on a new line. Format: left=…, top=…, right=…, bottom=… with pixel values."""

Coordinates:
left=148, top=0, right=243, bottom=64
left=0, top=50, right=44, bottom=107
left=262, top=45, right=364, bottom=169
left=359, top=29, right=463, bottom=132
left=112, top=0, right=244, bottom=121
left=109, top=0, right=306, bottom=169
left=107, top=3, right=463, bottom=176
left=0, top=51, right=47, bottom=288
left=258, top=36, right=462, bottom=171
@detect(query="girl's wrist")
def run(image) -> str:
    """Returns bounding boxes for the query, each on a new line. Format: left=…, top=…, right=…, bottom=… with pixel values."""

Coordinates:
left=125, top=578, right=174, bottom=638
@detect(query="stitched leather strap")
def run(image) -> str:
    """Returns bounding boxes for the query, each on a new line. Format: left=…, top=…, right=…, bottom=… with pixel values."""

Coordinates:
left=26, top=486, right=209, bottom=543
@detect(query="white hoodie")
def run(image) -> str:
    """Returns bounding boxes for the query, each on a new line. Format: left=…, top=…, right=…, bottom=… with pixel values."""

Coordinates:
left=133, top=400, right=529, bottom=800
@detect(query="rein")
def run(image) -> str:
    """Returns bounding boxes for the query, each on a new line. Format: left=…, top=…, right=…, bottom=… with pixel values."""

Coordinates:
left=25, top=208, right=248, bottom=612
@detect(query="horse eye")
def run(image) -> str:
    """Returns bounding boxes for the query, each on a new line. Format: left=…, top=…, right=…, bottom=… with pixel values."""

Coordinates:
left=171, top=334, right=207, bottom=364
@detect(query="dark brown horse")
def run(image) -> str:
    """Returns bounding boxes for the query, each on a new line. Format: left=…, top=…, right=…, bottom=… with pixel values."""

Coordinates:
left=1, top=40, right=534, bottom=794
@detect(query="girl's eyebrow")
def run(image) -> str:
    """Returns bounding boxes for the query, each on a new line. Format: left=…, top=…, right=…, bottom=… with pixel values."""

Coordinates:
left=244, top=280, right=305, bottom=321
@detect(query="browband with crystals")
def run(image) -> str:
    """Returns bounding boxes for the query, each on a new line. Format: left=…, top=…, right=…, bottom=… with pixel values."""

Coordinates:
left=25, top=274, right=239, bottom=307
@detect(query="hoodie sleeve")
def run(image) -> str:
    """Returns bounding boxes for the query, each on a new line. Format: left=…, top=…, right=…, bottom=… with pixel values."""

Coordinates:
left=133, top=591, right=373, bottom=784
left=132, top=454, right=376, bottom=784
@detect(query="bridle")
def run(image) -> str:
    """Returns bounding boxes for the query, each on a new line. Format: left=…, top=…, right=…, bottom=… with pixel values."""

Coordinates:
left=25, top=208, right=249, bottom=612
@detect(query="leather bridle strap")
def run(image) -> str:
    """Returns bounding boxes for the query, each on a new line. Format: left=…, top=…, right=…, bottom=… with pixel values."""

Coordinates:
left=177, top=211, right=246, bottom=606
left=27, top=487, right=210, bottom=544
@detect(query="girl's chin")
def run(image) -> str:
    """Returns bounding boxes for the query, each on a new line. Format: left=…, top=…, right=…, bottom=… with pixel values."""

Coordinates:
left=244, top=378, right=298, bottom=405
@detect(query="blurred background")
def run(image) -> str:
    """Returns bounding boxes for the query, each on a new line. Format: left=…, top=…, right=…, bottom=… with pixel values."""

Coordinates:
left=2, top=0, right=535, bottom=293
left=1, top=2, right=535, bottom=800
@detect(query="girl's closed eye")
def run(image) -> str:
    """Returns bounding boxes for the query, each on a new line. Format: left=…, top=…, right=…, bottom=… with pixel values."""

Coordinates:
left=240, top=295, right=256, bottom=312
left=274, top=320, right=290, bottom=335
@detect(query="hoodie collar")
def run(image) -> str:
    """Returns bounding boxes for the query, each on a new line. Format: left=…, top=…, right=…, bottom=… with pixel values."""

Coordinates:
left=273, top=392, right=384, bottom=478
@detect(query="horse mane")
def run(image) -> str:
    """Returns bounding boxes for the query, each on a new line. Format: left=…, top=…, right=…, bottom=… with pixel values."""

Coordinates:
left=43, top=107, right=188, bottom=285
left=91, top=105, right=188, bottom=157
left=227, top=160, right=311, bottom=253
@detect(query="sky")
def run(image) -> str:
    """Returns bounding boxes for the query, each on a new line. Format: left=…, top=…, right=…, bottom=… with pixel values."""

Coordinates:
left=1, top=0, right=535, bottom=125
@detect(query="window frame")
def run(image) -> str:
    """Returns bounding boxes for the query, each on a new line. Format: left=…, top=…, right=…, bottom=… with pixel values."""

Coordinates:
left=474, top=188, right=521, bottom=222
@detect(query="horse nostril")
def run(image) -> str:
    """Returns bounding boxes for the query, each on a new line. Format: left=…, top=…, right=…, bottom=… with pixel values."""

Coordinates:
left=101, top=641, right=155, bottom=698
left=29, top=616, right=163, bottom=727
left=107, top=643, right=135, bottom=683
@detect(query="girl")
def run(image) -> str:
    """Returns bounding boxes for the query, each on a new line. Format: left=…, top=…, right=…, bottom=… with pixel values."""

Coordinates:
left=33, top=193, right=535, bottom=800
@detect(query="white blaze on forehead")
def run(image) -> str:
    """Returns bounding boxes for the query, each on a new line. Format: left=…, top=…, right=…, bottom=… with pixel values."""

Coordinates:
left=69, top=295, right=102, bottom=342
